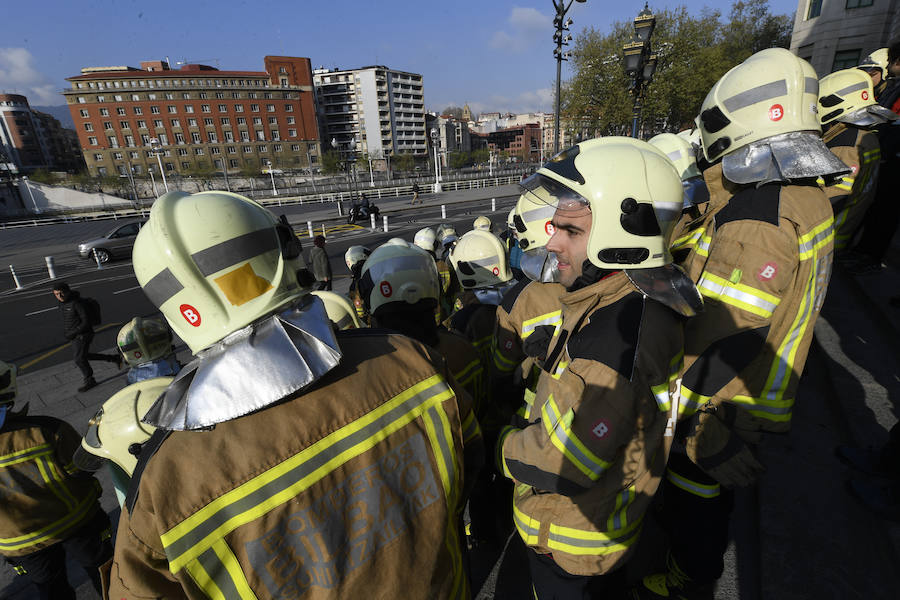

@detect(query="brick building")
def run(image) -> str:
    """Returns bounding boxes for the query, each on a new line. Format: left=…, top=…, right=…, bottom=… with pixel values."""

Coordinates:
left=62, top=56, right=320, bottom=177
left=482, top=123, right=542, bottom=162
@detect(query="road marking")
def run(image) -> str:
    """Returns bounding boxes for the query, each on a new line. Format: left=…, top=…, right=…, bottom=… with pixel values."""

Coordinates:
left=18, top=322, right=123, bottom=372
left=114, top=285, right=142, bottom=295
left=25, top=307, right=58, bottom=316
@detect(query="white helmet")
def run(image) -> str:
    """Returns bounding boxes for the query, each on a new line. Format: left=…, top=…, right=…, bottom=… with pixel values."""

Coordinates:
left=344, top=245, right=371, bottom=272
left=507, top=208, right=516, bottom=231
left=473, top=216, right=491, bottom=231
left=383, top=237, right=409, bottom=247
left=132, top=191, right=310, bottom=353
left=819, top=68, right=898, bottom=127
left=648, top=133, right=701, bottom=180
left=117, top=317, right=173, bottom=366
left=413, top=227, right=437, bottom=253
left=449, top=230, right=513, bottom=289
left=359, top=244, right=440, bottom=315
left=311, top=291, right=361, bottom=329
left=858, top=48, right=889, bottom=82
left=436, top=224, right=458, bottom=245
left=0, top=361, right=16, bottom=407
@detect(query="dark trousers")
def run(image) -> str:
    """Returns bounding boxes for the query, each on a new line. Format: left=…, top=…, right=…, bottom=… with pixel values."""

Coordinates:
left=522, top=535, right=626, bottom=599
left=661, top=451, right=734, bottom=585
left=71, top=332, right=116, bottom=382
left=6, top=508, right=112, bottom=600
left=855, top=161, right=900, bottom=264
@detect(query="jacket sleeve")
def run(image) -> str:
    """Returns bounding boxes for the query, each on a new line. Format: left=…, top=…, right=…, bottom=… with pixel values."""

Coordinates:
left=679, top=218, right=798, bottom=417
left=499, top=363, right=639, bottom=496
left=51, top=418, right=88, bottom=477
left=70, top=300, right=92, bottom=337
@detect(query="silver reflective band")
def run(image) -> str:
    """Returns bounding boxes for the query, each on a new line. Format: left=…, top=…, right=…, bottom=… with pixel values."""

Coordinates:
left=835, top=81, right=868, bottom=97
left=521, top=203, right=556, bottom=223
left=142, top=268, right=183, bottom=307
left=463, top=255, right=500, bottom=268
left=367, top=255, right=428, bottom=281
left=191, top=228, right=278, bottom=277
left=805, top=77, right=818, bottom=95
left=666, top=149, right=683, bottom=162
left=723, top=80, right=787, bottom=112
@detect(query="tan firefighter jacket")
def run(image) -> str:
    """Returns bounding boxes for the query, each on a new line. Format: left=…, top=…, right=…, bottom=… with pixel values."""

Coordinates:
left=669, top=163, right=835, bottom=432
left=499, top=272, right=685, bottom=576
left=0, top=414, right=102, bottom=557
left=821, top=124, right=881, bottom=251
left=437, top=328, right=486, bottom=419
left=108, top=330, right=483, bottom=600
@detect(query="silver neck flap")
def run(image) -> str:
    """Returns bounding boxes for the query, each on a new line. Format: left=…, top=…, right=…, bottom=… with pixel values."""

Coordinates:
left=721, top=131, right=851, bottom=186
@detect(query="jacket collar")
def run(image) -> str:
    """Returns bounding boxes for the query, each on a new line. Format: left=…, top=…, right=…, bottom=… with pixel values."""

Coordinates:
left=560, top=270, right=636, bottom=317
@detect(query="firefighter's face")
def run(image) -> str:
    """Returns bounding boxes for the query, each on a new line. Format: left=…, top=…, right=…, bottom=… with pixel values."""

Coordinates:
left=546, top=203, right=591, bottom=288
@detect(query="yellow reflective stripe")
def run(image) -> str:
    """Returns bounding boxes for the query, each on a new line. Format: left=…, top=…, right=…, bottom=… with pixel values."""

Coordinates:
left=472, top=334, right=492, bottom=349
left=552, top=360, right=568, bottom=380
left=606, top=486, right=636, bottom=530
left=521, top=310, right=562, bottom=339
left=834, top=175, right=854, bottom=191
left=862, top=148, right=881, bottom=161
left=541, top=395, right=610, bottom=481
left=547, top=516, right=642, bottom=556
left=184, top=539, right=257, bottom=600
left=678, top=384, right=711, bottom=417
left=45, top=457, right=79, bottom=511
left=34, top=456, right=76, bottom=513
left=666, top=469, right=720, bottom=498
left=798, top=217, right=834, bottom=260
left=522, top=388, right=536, bottom=420
left=698, top=271, right=780, bottom=318
left=651, top=352, right=683, bottom=413
left=492, top=347, right=519, bottom=371
left=460, top=409, right=481, bottom=446
left=730, top=394, right=794, bottom=421
left=184, top=554, right=226, bottom=600
left=0, top=492, right=96, bottom=552
left=670, top=228, right=703, bottom=252
left=0, top=444, right=52, bottom=467
left=162, top=375, right=454, bottom=573
left=497, top=425, right=516, bottom=477
left=453, top=358, right=482, bottom=387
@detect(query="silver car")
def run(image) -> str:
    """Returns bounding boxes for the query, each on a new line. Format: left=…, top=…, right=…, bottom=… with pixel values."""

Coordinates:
left=77, top=220, right=146, bottom=263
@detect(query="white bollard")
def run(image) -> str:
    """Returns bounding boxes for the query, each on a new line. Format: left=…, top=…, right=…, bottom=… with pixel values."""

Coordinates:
left=307, top=221, right=314, bottom=238
left=9, top=265, right=23, bottom=291
left=91, top=249, right=104, bottom=270
left=370, top=213, right=376, bottom=231
left=45, top=256, right=58, bottom=279
left=492, top=198, right=496, bottom=212
left=383, top=215, right=389, bottom=232
left=321, top=224, right=326, bottom=238
left=441, top=205, right=446, bottom=220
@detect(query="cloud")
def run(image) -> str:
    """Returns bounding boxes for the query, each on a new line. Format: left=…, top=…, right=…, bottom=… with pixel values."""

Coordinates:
left=489, top=7, right=550, bottom=54
left=0, top=47, right=61, bottom=104
left=433, top=87, right=555, bottom=117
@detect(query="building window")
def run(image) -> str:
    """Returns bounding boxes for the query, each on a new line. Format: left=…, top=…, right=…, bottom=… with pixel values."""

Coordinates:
left=78, top=97, right=86, bottom=103
left=154, top=119, right=163, bottom=128
left=125, top=135, right=135, bottom=147
left=99, top=108, right=109, bottom=116
left=195, top=148, right=204, bottom=155
left=218, top=104, right=227, bottom=112
left=211, top=147, right=221, bottom=155
left=288, top=129, right=297, bottom=137
left=291, top=144, right=300, bottom=152
left=150, top=106, right=160, bottom=114
left=256, top=130, right=266, bottom=141
left=264, top=92, right=273, bottom=99
left=131, top=94, right=140, bottom=101
left=117, top=107, right=126, bottom=115
left=225, top=131, right=234, bottom=142
left=113, top=152, right=123, bottom=160
left=171, top=119, right=180, bottom=127
left=274, top=144, right=283, bottom=152
left=251, top=104, right=260, bottom=112
left=285, top=104, right=294, bottom=112
left=230, top=159, right=239, bottom=168
left=242, top=145, right=252, bottom=153
left=175, top=132, right=185, bottom=144
left=268, top=117, right=277, bottom=125
left=237, top=117, right=246, bottom=125
left=93, top=153, right=103, bottom=160
left=182, top=93, right=190, bottom=99
left=807, top=0, right=823, bottom=18
left=98, top=167, right=107, bottom=175
left=159, top=133, right=169, bottom=145
left=168, top=105, right=177, bottom=113
left=240, top=131, right=250, bottom=141
left=846, top=0, right=874, bottom=6
left=103, top=121, right=112, bottom=130
left=249, top=92, right=257, bottom=99
left=280, top=77, right=289, bottom=87
left=182, top=162, right=190, bottom=169
left=130, top=151, right=139, bottom=159
left=271, top=131, right=280, bottom=141
left=227, top=146, right=237, bottom=154
left=165, top=93, right=175, bottom=100
left=220, top=117, right=231, bottom=126
left=137, top=120, right=147, bottom=128
left=147, top=94, right=156, bottom=100
left=192, top=132, right=202, bottom=143
left=232, top=92, right=240, bottom=98
left=833, top=49, right=862, bottom=71
left=235, top=104, right=244, bottom=112
left=216, top=92, right=225, bottom=99
left=97, top=95, right=106, bottom=102
left=259, top=145, right=268, bottom=152
left=201, top=104, right=211, bottom=113
left=286, top=116, right=295, bottom=124
left=208, top=132, right=218, bottom=142
left=204, top=118, right=214, bottom=126
left=185, top=105, right=195, bottom=113
left=141, top=134, right=151, bottom=145
left=178, top=148, right=188, bottom=156
left=108, top=135, right=119, bottom=148
left=266, top=104, right=275, bottom=112
left=188, top=118, right=198, bottom=127
left=84, top=123, right=94, bottom=131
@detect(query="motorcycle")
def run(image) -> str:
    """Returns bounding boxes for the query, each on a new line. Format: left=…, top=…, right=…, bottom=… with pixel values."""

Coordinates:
left=347, top=201, right=380, bottom=224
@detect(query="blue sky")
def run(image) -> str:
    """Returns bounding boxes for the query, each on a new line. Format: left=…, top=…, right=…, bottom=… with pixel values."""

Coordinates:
left=2, top=0, right=799, bottom=114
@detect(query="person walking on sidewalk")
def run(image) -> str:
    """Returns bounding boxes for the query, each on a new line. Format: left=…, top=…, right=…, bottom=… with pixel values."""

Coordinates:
left=52, top=282, right=120, bottom=393
left=411, top=181, right=421, bottom=205
left=309, top=235, right=332, bottom=290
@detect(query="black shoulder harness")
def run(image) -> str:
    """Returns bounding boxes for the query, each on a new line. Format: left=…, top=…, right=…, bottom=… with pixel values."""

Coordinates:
left=715, top=183, right=781, bottom=228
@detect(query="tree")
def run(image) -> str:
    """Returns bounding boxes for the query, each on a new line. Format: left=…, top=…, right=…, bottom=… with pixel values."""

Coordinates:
left=393, top=152, right=415, bottom=173
left=28, top=169, right=58, bottom=185
left=440, top=106, right=464, bottom=119
left=320, top=150, right=342, bottom=175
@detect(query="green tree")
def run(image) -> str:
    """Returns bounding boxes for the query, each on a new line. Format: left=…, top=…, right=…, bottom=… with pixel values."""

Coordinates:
left=28, top=169, right=58, bottom=185
left=320, top=150, right=342, bottom=175
left=393, top=152, right=415, bottom=173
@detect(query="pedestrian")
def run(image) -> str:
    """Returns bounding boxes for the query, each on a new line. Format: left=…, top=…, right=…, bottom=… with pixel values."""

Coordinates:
left=52, top=281, right=121, bottom=393
left=499, top=137, right=698, bottom=598
left=0, top=360, right=114, bottom=600
left=411, top=180, right=421, bottom=204
left=108, top=189, right=481, bottom=599
left=309, top=234, right=332, bottom=290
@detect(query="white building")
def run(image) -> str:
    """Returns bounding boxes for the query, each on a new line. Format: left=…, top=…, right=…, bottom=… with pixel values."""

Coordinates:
left=313, top=65, right=426, bottom=169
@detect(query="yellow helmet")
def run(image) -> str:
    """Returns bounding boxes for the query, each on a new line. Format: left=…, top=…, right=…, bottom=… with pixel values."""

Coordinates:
left=697, top=48, right=821, bottom=163
left=344, top=245, right=371, bottom=272
left=359, top=243, right=440, bottom=314
left=436, top=224, right=458, bottom=245
left=117, top=317, right=172, bottom=366
left=506, top=208, right=515, bottom=230
left=858, top=48, right=889, bottom=81
left=311, top=291, right=361, bottom=329
left=449, top=230, right=513, bottom=289
left=413, top=227, right=437, bottom=252
left=0, top=361, right=16, bottom=407
left=132, top=191, right=309, bottom=353
left=819, top=68, right=898, bottom=127
left=512, top=192, right=556, bottom=251
left=383, top=237, right=409, bottom=247
left=74, top=377, right=171, bottom=475
left=648, top=133, right=701, bottom=180
left=473, top=216, right=492, bottom=231
left=519, top=137, right=683, bottom=270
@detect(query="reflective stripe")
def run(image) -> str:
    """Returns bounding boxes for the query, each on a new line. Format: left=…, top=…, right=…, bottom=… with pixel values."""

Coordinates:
left=798, top=217, right=834, bottom=260
left=541, top=395, right=610, bottom=481
left=862, top=148, right=881, bottom=162
left=552, top=360, right=568, bottom=379
left=651, top=351, right=683, bottom=413
left=678, top=384, right=711, bottom=417
left=191, top=228, right=278, bottom=277
left=0, top=492, right=97, bottom=552
left=142, top=268, right=184, bottom=307
left=453, top=358, right=482, bottom=388
left=805, top=77, right=818, bottom=95
left=492, top=347, right=519, bottom=371
left=335, top=313, right=353, bottom=329
left=522, top=388, right=536, bottom=420
left=520, top=203, right=556, bottom=224
left=37, top=455, right=78, bottom=512
left=161, top=375, right=455, bottom=572
left=185, top=539, right=256, bottom=600
left=369, top=255, right=432, bottom=281
left=463, top=255, right=501, bottom=268
left=697, top=272, right=781, bottom=318
left=521, top=310, right=562, bottom=339
left=836, top=81, right=868, bottom=97
left=0, top=443, right=52, bottom=467
left=723, top=79, right=787, bottom=112
left=670, top=229, right=710, bottom=257
left=833, top=176, right=854, bottom=192
left=514, top=503, right=643, bottom=555
left=666, top=469, right=720, bottom=498
left=461, top=410, right=481, bottom=445
left=606, top=486, right=636, bottom=530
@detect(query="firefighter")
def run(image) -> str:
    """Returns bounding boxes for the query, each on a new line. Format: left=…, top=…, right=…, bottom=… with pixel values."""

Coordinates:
left=858, top=48, right=890, bottom=98
left=107, top=190, right=482, bottom=600
left=473, top=215, right=492, bottom=231
left=344, top=244, right=371, bottom=323
left=648, top=132, right=710, bottom=217
left=417, top=226, right=460, bottom=320
left=0, top=360, right=113, bottom=599
left=635, top=49, right=850, bottom=598
left=499, top=137, right=700, bottom=598
left=818, top=68, right=897, bottom=251
left=311, top=290, right=362, bottom=330
left=116, top=316, right=181, bottom=384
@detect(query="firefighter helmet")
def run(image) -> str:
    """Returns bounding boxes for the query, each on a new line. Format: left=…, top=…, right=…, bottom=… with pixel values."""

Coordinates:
left=818, top=68, right=898, bottom=126
left=117, top=317, right=173, bottom=366
left=383, top=237, right=409, bottom=247
left=132, top=191, right=311, bottom=353
left=449, top=230, right=513, bottom=289
left=858, top=48, right=889, bottom=82
left=311, top=291, right=361, bottom=330
left=507, top=208, right=515, bottom=231
left=344, top=245, right=371, bottom=272
left=648, top=133, right=701, bottom=180
left=74, top=377, right=171, bottom=475
left=473, top=216, right=492, bottom=231
left=436, top=224, right=458, bottom=244
left=413, top=227, right=437, bottom=252
left=359, top=244, right=440, bottom=315
left=0, top=361, right=16, bottom=406
left=697, top=48, right=821, bottom=163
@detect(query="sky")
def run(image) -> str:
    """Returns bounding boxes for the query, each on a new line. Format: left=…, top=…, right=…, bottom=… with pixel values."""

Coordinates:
left=1, top=0, right=800, bottom=116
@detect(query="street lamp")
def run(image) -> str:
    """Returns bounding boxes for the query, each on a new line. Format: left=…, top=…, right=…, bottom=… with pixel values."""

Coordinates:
left=266, top=160, right=278, bottom=196
left=553, top=0, right=587, bottom=155
left=148, top=166, right=158, bottom=197
left=430, top=128, right=442, bottom=193
left=21, top=176, right=40, bottom=214
left=622, top=3, right=658, bottom=139
left=148, top=138, right=169, bottom=192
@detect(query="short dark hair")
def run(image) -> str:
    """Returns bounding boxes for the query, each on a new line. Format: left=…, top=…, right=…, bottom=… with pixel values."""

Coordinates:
left=52, top=282, right=70, bottom=294
left=889, top=40, right=900, bottom=64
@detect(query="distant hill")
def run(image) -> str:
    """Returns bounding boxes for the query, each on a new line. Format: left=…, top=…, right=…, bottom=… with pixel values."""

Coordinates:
left=32, top=105, right=75, bottom=130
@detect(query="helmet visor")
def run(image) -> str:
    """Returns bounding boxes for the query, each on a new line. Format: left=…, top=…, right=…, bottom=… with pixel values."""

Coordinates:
left=839, top=105, right=899, bottom=127
left=519, top=172, right=587, bottom=214
left=520, top=247, right=560, bottom=283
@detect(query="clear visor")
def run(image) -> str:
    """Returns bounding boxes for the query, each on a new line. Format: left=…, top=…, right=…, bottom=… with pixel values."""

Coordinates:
left=839, top=105, right=899, bottom=127
left=520, top=247, right=560, bottom=283
left=519, top=172, right=588, bottom=214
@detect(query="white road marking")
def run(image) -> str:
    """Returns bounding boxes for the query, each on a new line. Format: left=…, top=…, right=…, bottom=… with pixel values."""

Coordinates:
left=114, top=285, right=142, bottom=295
left=26, top=307, right=58, bottom=316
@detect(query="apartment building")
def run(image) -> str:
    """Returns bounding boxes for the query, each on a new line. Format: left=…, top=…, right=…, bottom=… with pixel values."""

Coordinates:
left=62, top=56, right=320, bottom=177
left=0, top=93, right=82, bottom=173
left=313, top=66, right=426, bottom=170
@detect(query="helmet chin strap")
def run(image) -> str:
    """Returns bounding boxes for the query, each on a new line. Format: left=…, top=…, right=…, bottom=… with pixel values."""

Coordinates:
left=568, top=260, right=615, bottom=292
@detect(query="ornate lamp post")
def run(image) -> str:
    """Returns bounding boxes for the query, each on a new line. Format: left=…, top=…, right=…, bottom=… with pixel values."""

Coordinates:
left=552, top=0, right=587, bottom=154
left=148, top=138, right=169, bottom=192
left=622, top=3, right=658, bottom=139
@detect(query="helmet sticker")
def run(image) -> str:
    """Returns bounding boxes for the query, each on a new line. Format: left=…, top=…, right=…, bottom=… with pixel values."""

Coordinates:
left=545, top=221, right=555, bottom=236
left=134, top=350, right=143, bottom=359
left=768, top=104, right=784, bottom=121
left=492, top=267, right=500, bottom=276
left=179, top=304, right=202, bottom=326
left=862, top=90, right=869, bottom=101
left=380, top=281, right=393, bottom=297
left=591, top=419, right=610, bottom=439
left=757, top=262, right=778, bottom=281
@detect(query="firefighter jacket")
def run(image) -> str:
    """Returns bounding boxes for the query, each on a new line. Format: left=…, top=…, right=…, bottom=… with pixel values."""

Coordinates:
left=108, top=329, right=483, bottom=600
left=499, top=272, right=685, bottom=577
left=669, top=163, right=834, bottom=432
left=437, top=328, right=486, bottom=419
left=447, top=295, right=496, bottom=371
left=821, top=124, right=881, bottom=251
left=0, top=414, right=102, bottom=557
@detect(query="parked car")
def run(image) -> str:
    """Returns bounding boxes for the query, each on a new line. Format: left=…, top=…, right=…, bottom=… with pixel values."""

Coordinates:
left=77, top=220, right=146, bottom=263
